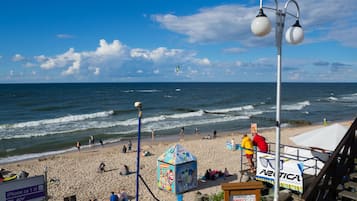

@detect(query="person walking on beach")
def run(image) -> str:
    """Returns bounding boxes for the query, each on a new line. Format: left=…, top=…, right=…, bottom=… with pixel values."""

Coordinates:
left=122, top=145, right=127, bottom=153
left=76, top=141, right=81, bottom=151
left=241, top=134, right=255, bottom=173
left=99, top=139, right=104, bottom=147
left=213, top=130, right=217, bottom=139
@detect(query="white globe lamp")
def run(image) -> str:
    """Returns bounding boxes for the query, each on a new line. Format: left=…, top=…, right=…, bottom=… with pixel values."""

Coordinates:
left=251, top=9, right=272, bottom=37
left=285, top=20, right=304, bottom=44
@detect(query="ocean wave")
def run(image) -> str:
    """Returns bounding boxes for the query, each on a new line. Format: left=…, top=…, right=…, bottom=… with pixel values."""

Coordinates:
left=0, top=110, right=114, bottom=129
left=121, top=89, right=161, bottom=93
left=281, top=101, right=310, bottom=111
left=0, top=148, right=73, bottom=165
left=340, top=93, right=357, bottom=102
left=204, top=105, right=254, bottom=114
left=0, top=110, right=205, bottom=140
left=144, top=115, right=250, bottom=133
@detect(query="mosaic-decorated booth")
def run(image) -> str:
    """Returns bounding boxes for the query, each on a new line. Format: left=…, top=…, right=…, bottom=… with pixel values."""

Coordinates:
left=157, top=144, right=197, bottom=194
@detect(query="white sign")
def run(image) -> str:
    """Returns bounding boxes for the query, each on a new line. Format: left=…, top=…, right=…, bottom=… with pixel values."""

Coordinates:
left=232, top=194, right=256, bottom=201
left=255, top=152, right=304, bottom=193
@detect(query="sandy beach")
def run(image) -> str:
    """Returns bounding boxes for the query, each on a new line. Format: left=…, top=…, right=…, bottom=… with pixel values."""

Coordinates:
left=0, top=121, right=352, bottom=201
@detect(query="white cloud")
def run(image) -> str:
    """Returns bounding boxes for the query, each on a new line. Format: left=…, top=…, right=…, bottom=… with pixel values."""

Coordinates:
left=152, top=2, right=357, bottom=48
left=193, top=58, right=211, bottom=66
left=153, top=69, right=160, bottom=74
left=94, top=67, right=100, bottom=75
left=56, top=34, right=74, bottom=39
left=36, top=39, right=128, bottom=76
left=12, top=54, right=25, bottom=62
left=130, top=47, right=184, bottom=62
left=95, top=39, right=124, bottom=56
left=223, top=47, right=247, bottom=53
left=153, top=5, right=255, bottom=44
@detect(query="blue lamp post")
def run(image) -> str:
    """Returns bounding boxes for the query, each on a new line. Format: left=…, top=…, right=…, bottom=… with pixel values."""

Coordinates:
left=134, top=101, right=143, bottom=201
left=251, top=0, right=304, bottom=200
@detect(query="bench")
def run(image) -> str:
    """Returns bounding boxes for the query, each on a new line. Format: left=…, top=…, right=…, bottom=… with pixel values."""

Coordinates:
left=338, top=191, right=357, bottom=200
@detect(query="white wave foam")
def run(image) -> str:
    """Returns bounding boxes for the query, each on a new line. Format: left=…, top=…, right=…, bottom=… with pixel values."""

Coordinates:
left=281, top=101, right=310, bottom=111
left=121, top=89, right=161, bottom=93
left=340, top=93, right=357, bottom=102
left=166, top=110, right=204, bottom=119
left=136, top=89, right=161, bottom=93
left=205, top=105, right=254, bottom=113
left=327, top=96, right=338, bottom=101
left=0, top=148, right=73, bottom=165
left=145, top=115, right=250, bottom=133
left=0, top=110, right=114, bottom=129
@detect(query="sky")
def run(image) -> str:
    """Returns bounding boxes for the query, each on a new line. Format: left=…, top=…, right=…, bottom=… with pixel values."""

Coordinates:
left=0, top=0, right=356, bottom=83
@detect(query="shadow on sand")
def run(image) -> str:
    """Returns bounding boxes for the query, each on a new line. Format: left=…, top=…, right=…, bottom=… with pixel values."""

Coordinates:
left=195, top=174, right=238, bottom=191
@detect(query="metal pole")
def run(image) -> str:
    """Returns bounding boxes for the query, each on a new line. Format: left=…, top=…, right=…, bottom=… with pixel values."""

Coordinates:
left=273, top=9, right=285, bottom=201
left=135, top=108, right=142, bottom=201
left=44, top=166, right=48, bottom=201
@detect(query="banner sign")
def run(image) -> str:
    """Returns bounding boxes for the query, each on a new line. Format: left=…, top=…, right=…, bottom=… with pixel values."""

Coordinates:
left=255, top=152, right=304, bottom=193
left=0, top=175, right=46, bottom=201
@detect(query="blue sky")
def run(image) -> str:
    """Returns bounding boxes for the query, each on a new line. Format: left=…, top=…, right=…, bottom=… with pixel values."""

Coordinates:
left=0, top=0, right=356, bottom=83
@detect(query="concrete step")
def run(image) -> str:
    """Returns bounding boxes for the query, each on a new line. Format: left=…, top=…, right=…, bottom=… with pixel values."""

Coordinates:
left=351, top=173, right=357, bottom=180
left=338, top=190, right=357, bottom=200
left=345, top=181, right=357, bottom=191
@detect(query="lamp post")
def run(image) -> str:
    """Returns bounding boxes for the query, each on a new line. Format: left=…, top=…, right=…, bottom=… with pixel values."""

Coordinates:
left=251, top=0, right=304, bottom=200
left=134, top=101, right=143, bottom=201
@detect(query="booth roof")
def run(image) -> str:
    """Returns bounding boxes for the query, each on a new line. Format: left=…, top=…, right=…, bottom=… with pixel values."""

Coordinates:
left=290, top=123, right=348, bottom=151
left=157, top=144, right=197, bottom=165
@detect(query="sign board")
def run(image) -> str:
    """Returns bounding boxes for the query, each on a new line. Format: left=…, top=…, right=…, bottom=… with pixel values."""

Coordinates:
left=0, top=175, right=46, bottom=201
left=221, top=181, right=263, bottom=201
left=255, top=152, right=304, bottom=193
left=250, top=123, right=257, bottom=134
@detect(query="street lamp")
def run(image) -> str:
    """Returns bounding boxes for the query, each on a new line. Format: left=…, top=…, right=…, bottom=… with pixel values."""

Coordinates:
left=251, top=0, right=304, bottom=200
left=134, top=101, right=143, bottom=201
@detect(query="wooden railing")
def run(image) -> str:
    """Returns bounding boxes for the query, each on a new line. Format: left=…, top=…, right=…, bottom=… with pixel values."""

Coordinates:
left=303, top=118, right=357, bottom=201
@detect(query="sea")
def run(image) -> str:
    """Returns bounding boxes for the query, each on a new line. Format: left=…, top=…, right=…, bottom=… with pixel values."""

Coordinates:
left=0, top=82, right=356, bottom=164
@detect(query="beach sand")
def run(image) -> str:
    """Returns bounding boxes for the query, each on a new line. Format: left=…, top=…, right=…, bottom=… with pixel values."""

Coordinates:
left=0, top=121, right=351, bottom=201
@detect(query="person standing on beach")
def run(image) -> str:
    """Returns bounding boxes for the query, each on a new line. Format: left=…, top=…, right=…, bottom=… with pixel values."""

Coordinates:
left=213, top=130, right=217, bottom=139
left=128, top=140, right=132, bottom=152
left=110, top=192, right=119, bottom=201
left=76, top=141, right=81, bottom=151
left=180, top=127, right=185, bottom=140
left=195, top=128, right=200, bottom=135
left=151, top=128, right=155, bottom=144
left=241, top=134, right=255, bottom=173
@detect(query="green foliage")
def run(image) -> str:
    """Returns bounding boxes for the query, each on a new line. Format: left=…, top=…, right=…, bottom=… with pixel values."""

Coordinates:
left=209, top=191, right=224, bottom=201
